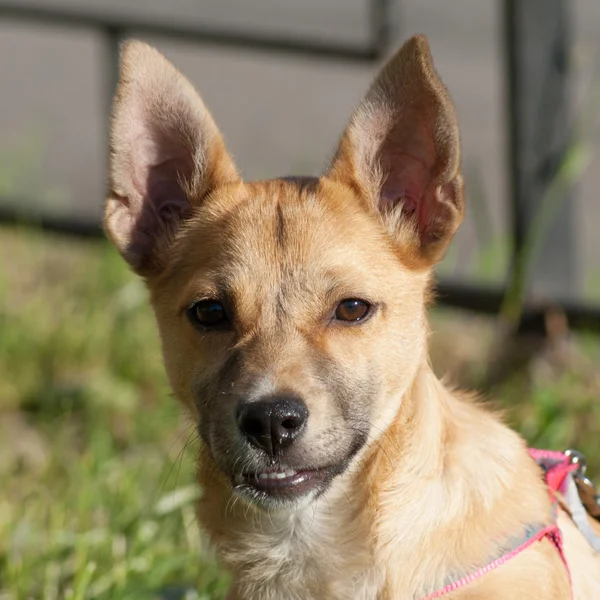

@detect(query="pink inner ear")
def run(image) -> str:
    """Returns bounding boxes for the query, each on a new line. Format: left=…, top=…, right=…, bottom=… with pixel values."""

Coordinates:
left=131, top=126, right=194, bottom=222
left=375, top=108, right=441, bottom=237
left=117, top=129, right=194, bottom=267
left=379, top=149, right=434, bottom=234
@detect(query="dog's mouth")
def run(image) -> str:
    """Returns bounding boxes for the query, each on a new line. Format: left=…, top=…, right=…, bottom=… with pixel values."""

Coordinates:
left=231, top=463, right=343, bottom=506
left=222, top=430, right=369, bottom=508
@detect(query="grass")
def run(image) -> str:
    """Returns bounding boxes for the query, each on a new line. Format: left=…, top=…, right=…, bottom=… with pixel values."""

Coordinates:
left=0, top=228, right=229, bottom=600
left=1, top=226, right=599, bottom=600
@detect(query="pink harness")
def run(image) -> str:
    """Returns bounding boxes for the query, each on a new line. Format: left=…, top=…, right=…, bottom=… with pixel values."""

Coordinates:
left=422, top=449, right=582, bottom=600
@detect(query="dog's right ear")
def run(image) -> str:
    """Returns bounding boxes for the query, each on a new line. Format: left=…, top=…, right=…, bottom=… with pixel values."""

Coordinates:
left=105, top=40, right=239, bottom=276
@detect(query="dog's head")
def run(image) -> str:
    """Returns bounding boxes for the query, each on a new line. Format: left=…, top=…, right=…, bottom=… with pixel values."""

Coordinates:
left=105, top=36, right=463, bottom=509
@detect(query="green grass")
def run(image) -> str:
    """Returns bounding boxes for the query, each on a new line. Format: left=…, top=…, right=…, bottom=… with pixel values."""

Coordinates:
left=0, top=228, right=229, bottom=600
left=1, top=226, right=599, bottom=600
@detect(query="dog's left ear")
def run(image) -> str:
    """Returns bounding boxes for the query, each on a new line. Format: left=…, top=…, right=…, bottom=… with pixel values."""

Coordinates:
left=326, top=35, right=463, bottom=268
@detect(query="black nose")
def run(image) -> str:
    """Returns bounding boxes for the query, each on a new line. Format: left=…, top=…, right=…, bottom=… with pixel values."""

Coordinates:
left=237, top=395, right=308, bottom=456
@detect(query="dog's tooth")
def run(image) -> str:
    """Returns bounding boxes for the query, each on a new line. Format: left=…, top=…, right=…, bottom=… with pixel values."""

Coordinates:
left=255, top=470, right=295, bottom=481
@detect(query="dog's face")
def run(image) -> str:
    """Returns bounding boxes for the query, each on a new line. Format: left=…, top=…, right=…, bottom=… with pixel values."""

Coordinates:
left=105, top=37, right=463, bottom=509
left=149, top=177, right=431, bottom=508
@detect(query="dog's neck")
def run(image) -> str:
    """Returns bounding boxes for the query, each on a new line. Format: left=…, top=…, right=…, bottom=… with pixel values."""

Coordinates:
left=199, top=363, right=551, bottom=600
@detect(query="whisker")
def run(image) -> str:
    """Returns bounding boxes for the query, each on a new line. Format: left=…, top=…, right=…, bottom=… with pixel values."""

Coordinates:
left=159, top=425, right=199, bottom=496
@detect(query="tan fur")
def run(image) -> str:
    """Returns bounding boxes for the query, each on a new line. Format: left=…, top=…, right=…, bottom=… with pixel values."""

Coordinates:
left=105, top=36, right=600, bottom=600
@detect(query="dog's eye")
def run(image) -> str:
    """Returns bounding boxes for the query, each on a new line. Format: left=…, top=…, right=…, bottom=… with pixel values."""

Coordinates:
left=334, top=299, right=371, bottom=322
left=188, top=300, right=228, bottom=328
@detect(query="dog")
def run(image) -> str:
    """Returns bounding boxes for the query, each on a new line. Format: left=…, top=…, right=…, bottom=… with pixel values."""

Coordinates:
left=104, top=35, right=600, bottom=599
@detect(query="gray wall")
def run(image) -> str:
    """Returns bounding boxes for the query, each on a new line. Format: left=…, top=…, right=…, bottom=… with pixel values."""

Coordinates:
left=0, top=0, right=598, bottom=297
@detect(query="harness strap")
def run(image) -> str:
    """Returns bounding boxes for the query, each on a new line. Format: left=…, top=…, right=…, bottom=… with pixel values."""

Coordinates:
left=421, top=524, right=565, bottom=600
left=420, top=449, right=576, bottom=600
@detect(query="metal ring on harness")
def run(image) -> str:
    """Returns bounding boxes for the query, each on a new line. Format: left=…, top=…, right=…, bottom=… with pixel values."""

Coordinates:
left=566, top=449, right=600, bottom=520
